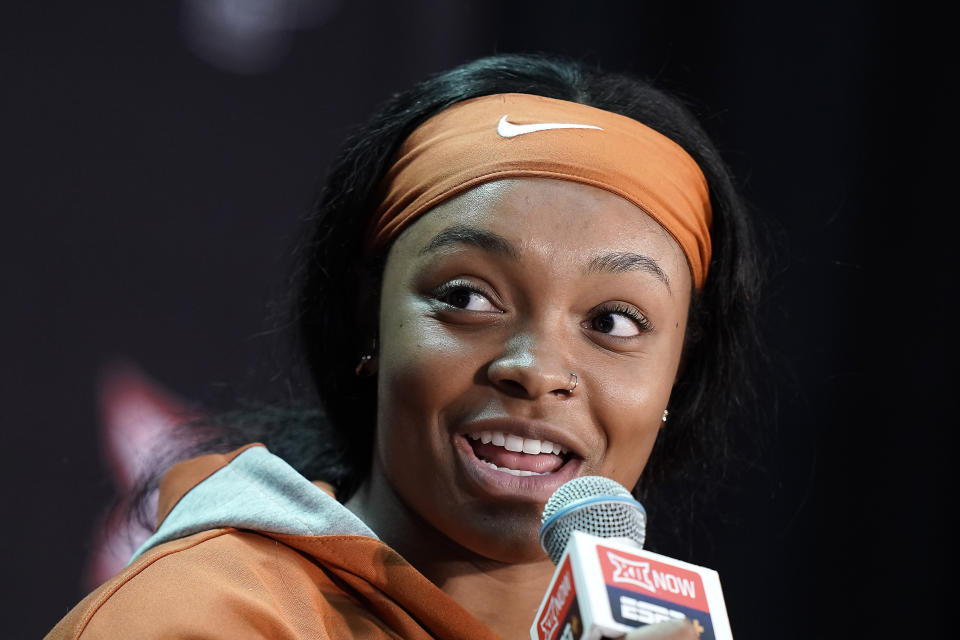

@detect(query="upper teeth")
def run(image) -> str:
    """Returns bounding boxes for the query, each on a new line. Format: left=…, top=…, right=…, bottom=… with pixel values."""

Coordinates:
left=468, top=431, right=567, bottom=455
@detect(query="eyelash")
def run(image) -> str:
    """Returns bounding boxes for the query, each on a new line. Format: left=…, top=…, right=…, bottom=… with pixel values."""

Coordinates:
left=432, top=281, right=652, bottom=334
left=591, top=303, right=653, bottom=334
left=432, top=280, right=499, bottom=309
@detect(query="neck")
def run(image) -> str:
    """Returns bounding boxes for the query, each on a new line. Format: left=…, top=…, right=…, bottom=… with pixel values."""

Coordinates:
left=345, top=461, right=555, bottom=639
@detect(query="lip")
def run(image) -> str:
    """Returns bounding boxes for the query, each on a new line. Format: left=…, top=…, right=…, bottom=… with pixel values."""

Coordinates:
left=452, top=417, right=589, bottom=501
left=457, top=416, right=589, bottom=458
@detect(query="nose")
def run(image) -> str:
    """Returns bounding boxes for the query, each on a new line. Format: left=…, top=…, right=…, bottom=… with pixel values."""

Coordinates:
left=486, top=333, right=575, bottom=398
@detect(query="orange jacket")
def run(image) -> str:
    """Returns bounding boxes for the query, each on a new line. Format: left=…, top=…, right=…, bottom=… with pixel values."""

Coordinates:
left=46, top=445, right=502, bottom=639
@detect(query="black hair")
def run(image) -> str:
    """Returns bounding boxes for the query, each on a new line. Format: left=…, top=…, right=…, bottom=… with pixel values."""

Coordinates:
left=293, top=53, right=760, bottom=504
left=132, top=53, right=761, bottom=545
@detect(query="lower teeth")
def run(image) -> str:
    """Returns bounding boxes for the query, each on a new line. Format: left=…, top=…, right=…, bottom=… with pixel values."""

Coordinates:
left=480, top=460, right=547, bottom=476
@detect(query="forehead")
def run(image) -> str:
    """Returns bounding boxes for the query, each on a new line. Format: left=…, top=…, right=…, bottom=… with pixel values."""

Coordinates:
left=386, top=178, right=692, bottom=289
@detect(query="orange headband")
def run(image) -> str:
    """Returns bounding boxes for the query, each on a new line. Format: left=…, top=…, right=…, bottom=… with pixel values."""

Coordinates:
left=367, top=93, right=713, bottom=288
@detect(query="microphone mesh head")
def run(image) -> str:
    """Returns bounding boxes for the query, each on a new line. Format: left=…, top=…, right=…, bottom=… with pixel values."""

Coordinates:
left=539, top=476, right=646, bottom=564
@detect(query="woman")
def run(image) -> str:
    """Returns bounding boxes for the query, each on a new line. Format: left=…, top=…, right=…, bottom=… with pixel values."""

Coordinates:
left=48, top=54, right=758, bottom=639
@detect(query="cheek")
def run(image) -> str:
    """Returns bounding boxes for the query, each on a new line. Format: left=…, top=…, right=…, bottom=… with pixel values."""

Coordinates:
left=589, top=342, right=683, bottom=489
left=374, top=303, right=477, bottom=477
left=593, top=375, right=666, bottom=485
left=378, top=307, right=465, bottom=409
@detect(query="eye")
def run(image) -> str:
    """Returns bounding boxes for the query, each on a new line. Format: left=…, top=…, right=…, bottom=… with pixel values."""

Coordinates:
left=585, top=303, right=651, bottom=338
left=434, top=281, right=501, bottom=313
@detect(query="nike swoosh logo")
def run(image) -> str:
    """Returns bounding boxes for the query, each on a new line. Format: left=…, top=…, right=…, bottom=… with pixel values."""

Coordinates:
left=496, top=115, right=603, bottom=138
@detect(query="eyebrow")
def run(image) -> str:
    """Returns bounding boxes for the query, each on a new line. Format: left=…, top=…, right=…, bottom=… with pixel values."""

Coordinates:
left=419, top=225, right=519, bottom=259
left=419, top=224, right=671, bottom=292
left=585, top=251, right=672, bottom=292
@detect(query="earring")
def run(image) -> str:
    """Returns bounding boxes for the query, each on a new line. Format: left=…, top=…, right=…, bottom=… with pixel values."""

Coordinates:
left=354, top=354, right=374, bottom=376
left=354, top=338, right=377, bottom=376
left=661, top=409, right=669, bottom=423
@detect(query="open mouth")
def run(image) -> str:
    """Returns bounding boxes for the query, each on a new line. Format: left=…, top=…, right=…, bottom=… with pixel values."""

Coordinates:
left=465, top=431, right=575, bottom=477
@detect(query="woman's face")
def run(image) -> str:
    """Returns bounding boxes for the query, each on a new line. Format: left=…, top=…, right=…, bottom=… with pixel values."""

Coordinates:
left=373, top=178, right=691, bottom=562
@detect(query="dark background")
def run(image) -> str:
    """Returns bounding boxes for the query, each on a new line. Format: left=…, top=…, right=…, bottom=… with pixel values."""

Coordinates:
left=2, top=1, right=951, bottom=638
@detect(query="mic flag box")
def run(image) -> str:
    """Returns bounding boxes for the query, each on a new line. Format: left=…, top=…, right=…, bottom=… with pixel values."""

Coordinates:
left=531, top=531, right=733, bottom=640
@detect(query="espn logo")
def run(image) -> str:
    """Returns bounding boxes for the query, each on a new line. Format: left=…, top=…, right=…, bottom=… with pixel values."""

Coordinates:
left=618, top=595, right=686, bottom=625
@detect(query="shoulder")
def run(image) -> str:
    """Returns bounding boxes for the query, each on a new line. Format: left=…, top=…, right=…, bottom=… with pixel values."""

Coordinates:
left=46, top=528, right=400, bottom=640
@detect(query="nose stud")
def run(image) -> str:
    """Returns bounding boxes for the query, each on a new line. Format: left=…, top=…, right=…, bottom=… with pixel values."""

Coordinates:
left=566, top=372, right=578, bottom=394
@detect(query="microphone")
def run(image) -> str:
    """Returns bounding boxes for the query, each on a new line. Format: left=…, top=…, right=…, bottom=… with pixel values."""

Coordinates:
left=531, top=476, right=733, bottom=640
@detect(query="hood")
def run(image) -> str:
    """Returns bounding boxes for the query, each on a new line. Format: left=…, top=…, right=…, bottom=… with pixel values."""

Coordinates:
left=129, top=443, right=376, bottom=563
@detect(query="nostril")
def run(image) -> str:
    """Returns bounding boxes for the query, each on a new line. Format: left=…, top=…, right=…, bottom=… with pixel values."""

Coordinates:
left=495, top=379, right=528, bottom=396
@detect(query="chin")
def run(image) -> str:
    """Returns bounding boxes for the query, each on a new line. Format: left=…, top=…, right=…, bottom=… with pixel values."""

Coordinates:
left=442, top=502, right=551, bottom=564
